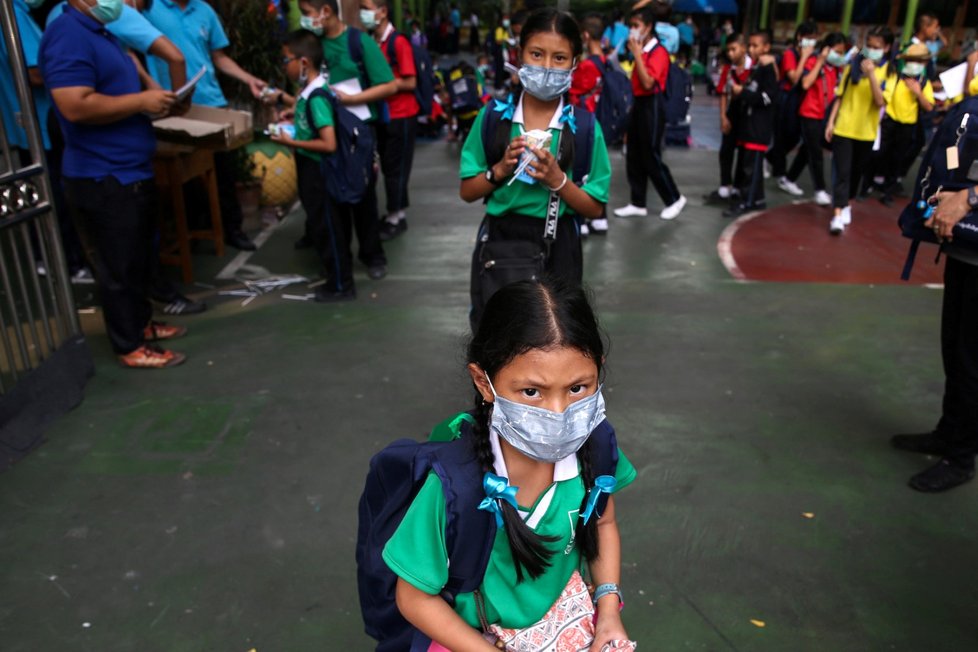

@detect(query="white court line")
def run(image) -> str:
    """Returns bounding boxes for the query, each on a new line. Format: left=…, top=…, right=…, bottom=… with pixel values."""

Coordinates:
left=716, top=210, right=765, bottom=281
left=215, top=219, right=284, bottom=281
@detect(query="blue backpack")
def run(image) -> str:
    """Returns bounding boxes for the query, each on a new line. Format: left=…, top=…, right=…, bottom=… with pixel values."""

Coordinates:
left=590, top=55, right=633, bottom=146
left=306, top=88, right=376, bottom=204
left=356, top=413, right=621, bottom=652
left=898, top=96, right=978, bottom=279
left=663, top=62, right=692, bottom=126
left=384, top=30, right=436, bottom=117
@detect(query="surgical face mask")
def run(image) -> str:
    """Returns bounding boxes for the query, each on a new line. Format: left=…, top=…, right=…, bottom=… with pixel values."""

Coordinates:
left=518, top=64, right=573, bottom=101
left=25, top=0, right=45, bottom=8
left=360, top=9, right=378, bottom=30
left=502, top=19, right=510, bottom=28
left=629, top=27, right=643, bottom=42
left=800, top=38, right=817, bottom=49
left=486, top=376, right=607, bottom=463
left=87, top=0, right=124, bottom=23
left=826, top=50, right=847, bottom=68
left=300, top=15, right=324, bottom=37
left=862, top=47, right=884, bottom=63
left=902, top=61, right=925, bottom=77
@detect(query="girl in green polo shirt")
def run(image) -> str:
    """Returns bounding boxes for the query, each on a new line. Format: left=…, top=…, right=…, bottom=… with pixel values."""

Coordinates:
left=459, top=8, right=612, bottom=330
left=383, top=278, right=636, bottom=651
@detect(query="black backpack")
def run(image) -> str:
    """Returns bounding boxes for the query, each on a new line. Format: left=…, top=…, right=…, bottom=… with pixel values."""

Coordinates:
left=306, top=87, right=376, bottom=204
left=385, top=29, right=436, bottom=117
left=899, top=96, right=978, bottom=279
left=356, top=413, right=621, bottom=652
left=663, top=61, right=692, bottom=126
left=446, top=61, right=483, bottom=113
left=590, top=54, right=633, bottom=146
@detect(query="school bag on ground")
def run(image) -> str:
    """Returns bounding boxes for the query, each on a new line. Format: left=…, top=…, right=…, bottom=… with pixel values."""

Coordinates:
left=306, top=88, right=376, bottom=204
left=356, top=412, right=621, bottom=652
left=385, top=29, right=436, bottom=117
left=898, top=96, right=978, bottom=279
left=446, top=61, right=483, bottom=114
left=590, top=54, right=633, bottom=146
left=663, top=62, right=692, bottom=147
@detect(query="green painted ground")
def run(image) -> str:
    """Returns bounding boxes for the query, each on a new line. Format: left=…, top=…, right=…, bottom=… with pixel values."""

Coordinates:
left=2, top=134, right=977, bottom=651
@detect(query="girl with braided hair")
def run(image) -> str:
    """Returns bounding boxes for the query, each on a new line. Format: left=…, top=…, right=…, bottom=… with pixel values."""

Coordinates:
left=383, top=278, right=637, bottom=651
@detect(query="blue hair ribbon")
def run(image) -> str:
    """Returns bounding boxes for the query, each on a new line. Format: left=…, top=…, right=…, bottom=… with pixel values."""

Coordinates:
left=559, top=104, right=577, bottom=134
left=581, top=475, right=617, bottom=525
left=478, top=472, right=520, bottom=527
left=493, top=94, right=516, bottom=121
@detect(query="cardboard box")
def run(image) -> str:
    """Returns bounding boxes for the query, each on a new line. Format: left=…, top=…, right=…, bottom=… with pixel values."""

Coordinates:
left=153, top=105, right=253, bottom=151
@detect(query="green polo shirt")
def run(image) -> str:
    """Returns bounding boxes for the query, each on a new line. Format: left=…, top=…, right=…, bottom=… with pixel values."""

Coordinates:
left=293, top=87, right=334, bottom=162
left=459, top=105, right=612, bottom=218
left=382, top=447, right=636, bottom=629
left=321, top=27, right=394, bottom=122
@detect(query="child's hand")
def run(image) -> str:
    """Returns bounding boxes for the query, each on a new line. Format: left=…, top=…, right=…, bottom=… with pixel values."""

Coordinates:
left=800, top=44, right=815, bottom=60
left=720, top=115, right=731, bottom=134
left=269, top=132, right=294, bottom=147
left=277, top=108, right=295, bottom=121
left=626, top=36, right=642, bottom=56
left=525, top=144, right=564, bottom=189
left=333, top=89, right=352, bottom=104
left=860, top=58, right=876, bottom=74
left=589, top=607, right=629, bottom=652
left=904, top=77, right=922, bottom=95
left=495, top=136, right=526, bottom=177
left=731, top=82, right=743, bottom=96
left=758, top=53, right=776, bottom=67
left=824, top=122, right=834, bottom=143
left=818, top=46, right=830, bottom=60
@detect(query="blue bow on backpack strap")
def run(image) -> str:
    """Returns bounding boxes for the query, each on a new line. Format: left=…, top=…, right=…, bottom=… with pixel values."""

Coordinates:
left=581, top=475, right=617, bottom=525
left=478, top=472, right=520, bottom=527
left=493, top=94, right=516, bottom=121
left=559, top=104, right=577, bottom=134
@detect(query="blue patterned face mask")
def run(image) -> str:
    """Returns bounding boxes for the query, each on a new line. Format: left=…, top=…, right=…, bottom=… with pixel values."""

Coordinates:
left=518, top=64, right=574, bottom=101
left=486, top=374, right=606, bottom=463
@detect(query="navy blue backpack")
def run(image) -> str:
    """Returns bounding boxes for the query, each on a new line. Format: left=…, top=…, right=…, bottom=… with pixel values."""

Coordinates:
left=590, top=55, right=633, bottom=146
left=356, top=413, right=621, bottom=652
left=898, top=96, right=978, bottom=279
left=306, top=88, right=375, bottom=204
left=385, top=30, right=436, bottom=117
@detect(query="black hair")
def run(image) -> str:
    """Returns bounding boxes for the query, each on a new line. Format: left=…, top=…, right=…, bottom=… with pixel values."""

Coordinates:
left=650, top=0, right=672, bottom=23
left=580, top=13, right=605, bottom=42
left=822, top=31, right=847, bottom=51
left=629, top=5, right=655, bottom=27
left=485, top=8, right=582, bottom=176
left=916, top=12, right=937, bottom=33
left=749, top=30, right=772, bottom=46
left=511, top=9, right=529, bottom=28
left=725, top=32, right=746, bottom=47
left=285, top=29, right=325, bottom=70
left=794, top=20, right=817, bottom=43
left=301, top=0, right=338, bottom=14
left=468, top=277, right=606, bottom=581
left=372, top=0, right=389, bottom=10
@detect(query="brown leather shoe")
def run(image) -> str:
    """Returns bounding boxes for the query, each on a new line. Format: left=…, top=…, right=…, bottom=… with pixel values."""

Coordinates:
left=118, top=344, right=186, bottom=369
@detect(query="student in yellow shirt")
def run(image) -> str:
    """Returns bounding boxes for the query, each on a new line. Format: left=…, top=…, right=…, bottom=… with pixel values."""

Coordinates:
left=878, top=43, right=934, bottom=205
left=824, top=27, right=887, bottom=235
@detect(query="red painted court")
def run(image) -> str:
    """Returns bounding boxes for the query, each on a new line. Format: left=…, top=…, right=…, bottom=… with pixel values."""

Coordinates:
left=717, top=199, right=946, bottom=285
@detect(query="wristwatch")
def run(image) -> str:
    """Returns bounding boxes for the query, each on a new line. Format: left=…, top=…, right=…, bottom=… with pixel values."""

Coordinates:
left=485, top=166, right=503, bottom=186
left=968, top=186, right=978, bottom=209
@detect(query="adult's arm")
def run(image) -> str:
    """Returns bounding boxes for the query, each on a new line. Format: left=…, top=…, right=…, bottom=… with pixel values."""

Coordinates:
left=211, top=49, right=266, bottom=98
left=148, top=35, right=187, bottom=91
left=49, top=85, right=175, bottom=124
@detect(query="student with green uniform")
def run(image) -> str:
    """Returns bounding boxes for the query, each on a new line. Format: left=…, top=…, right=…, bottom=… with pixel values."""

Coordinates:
left=459, top=9, right=611, bottom=329
left=384, top=278, right=636, bottom=650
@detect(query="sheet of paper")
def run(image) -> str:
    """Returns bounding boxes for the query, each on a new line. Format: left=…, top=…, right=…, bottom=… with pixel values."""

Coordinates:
left=175, top=66, right=207, bottom=102
left=152, top=116, right=226, bottom=137
left=939, top=61, right=978, bottom=100
left=329, top=77, right=371, bottom=121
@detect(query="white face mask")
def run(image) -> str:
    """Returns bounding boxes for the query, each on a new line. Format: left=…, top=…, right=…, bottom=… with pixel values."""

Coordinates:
left=300, top=14, right=324, bottom=36
left=360, top=8, right=378, bottom=30
left=862, top=47, right=884, bottom=63
left=902, top=61, right=925, bottom=77
left=800, top=38, right=818, bottom=49
left=629, top=27, right=644, bottom=42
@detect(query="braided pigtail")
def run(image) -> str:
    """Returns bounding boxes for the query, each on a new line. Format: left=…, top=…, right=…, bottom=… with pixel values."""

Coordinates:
left=472, top=391, right=558, bottom=583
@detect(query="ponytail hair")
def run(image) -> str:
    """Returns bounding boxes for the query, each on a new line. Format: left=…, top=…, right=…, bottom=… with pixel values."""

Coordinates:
left=467, top=277, right=607, bottom=580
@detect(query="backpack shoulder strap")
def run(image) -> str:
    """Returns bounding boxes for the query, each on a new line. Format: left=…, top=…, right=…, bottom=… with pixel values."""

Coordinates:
left=346, top=26, right=371, bottom=88
left=480, top=102, right=509, bottom=169
left=587, top=418, right=620, bottom=518
left=429, top=429, right=496, bottom=598
left=571, top=105, right=595, bottom=186
left=386, top=29, right=400, bottom=70
left=305, top=86, right=336, bottom=132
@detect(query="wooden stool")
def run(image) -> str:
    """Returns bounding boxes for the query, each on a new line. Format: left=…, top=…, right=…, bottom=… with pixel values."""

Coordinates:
left=153, top=143, right=224, bottom=283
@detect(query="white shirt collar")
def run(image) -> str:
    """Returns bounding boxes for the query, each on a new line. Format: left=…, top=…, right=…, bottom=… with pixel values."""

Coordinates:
left=379, top=22, right=395, bottom=44
left=299, top=74, right=328, bottom=99
left=642, top=37, right=659, bottom=53
left=489, top=430, right=580, bottom=483
left=512, top=94, right=566, bottom=131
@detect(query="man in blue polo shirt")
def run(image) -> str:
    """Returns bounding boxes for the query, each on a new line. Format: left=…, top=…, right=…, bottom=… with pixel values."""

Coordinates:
left=41, top=0, right=188, bottom=369
left=144, top=0, right=270, bottom=251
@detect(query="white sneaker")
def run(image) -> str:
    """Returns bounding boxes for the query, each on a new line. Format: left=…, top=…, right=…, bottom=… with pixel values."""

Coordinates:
left=840, top=205, right=852, bottom=225
left=717, top=185, right=731, bottom=199
left=660, top=195, right=687, bottom=220
left=614, top=204, right=648, bottom=218
left=36, top=262, right=47, bottom=277
left=589, top=218, right=608, bottom=233
left=763, top=160, right=772, bottom=179
left=71, top=267, right=96, bottom=284
left=829, top=214, right=846, bottom=234
left=580, top=222, right=590, bottom=237
left=814, top=190, right=832, bottom=206
left=778, top=177, right=804, bottom=196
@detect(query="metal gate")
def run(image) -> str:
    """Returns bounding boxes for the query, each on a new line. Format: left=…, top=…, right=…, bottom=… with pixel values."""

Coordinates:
left=1, top=0, right=91, bottom=466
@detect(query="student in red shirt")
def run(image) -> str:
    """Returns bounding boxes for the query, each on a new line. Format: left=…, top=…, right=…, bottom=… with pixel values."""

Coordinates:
left=362, top=0, right=419, bottom=241
left=706, top=33, right=751, bottom=203
left=614, top=5, right=686, bottom=220
left=781, top=32, right=848, bottom=206
left=570, top=13, right=609, bottom=235
left=769, top=21, right=817, bottom=187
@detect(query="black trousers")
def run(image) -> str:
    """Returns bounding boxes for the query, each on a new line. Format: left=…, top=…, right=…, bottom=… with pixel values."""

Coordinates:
left=295, top=153, right=328, bottom=248
left=213, top=149, right=244, bottom=234
left=318, top=177, right=387, bottom=293
left=468, top=213, right=582, bottom=330
left=64, top=176, right=155, bottom=355
left=787, top=116, right=827, bottom=192
left=766, top=89, right=801, bottom=178
left=626, top=94, right=680, bottom=207
left=377, top=116, right=418, bottom=215
left=936, top=256, right=978, bottom=468
left=719, top=130, right=745, bottom=188
left=879, top=116, right=916, bottom=188
left=738, top=147, right=766, bottom=207
left=830, top=136, right=873, bottom=209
